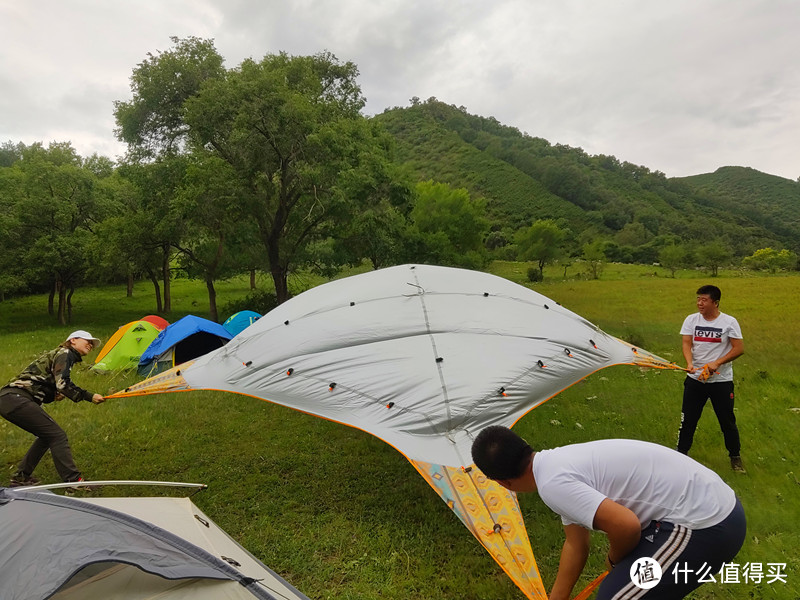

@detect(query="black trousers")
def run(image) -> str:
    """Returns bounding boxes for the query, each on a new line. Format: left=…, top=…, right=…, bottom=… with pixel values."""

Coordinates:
left=677, top=376, right=740, bottom=457
left=596, top=497, right=746, bottom=599
left=0, top=389, right=81, bottom=482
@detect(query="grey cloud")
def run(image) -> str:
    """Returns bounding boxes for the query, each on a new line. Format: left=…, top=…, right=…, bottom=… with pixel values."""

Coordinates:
left=2, top=0, right=798, bottom=179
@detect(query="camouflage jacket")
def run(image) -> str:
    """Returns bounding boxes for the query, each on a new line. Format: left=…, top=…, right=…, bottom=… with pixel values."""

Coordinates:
left=2, top=347, right=93, bottom=405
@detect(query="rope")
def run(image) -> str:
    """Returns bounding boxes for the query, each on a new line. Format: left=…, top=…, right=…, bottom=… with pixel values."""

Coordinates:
left=572, top=571, right=608, bottom=600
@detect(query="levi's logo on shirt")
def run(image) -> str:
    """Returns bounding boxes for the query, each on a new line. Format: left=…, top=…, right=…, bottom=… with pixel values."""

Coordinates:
left=694, top=326, right=722, bottom=343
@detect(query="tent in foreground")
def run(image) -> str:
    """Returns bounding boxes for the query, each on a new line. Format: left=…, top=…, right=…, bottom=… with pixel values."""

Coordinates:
left=93, top=319, right=164, bottom=372
left=111, top=264, right=681, bottom=599
left=0, top=485, right=310, bottom=600
left=138, top=315, right=232, bottom=376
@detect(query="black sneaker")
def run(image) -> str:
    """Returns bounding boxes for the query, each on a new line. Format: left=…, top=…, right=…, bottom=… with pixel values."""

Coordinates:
left=9, top=472, right=40, bottom=487
left=730, top=456, right=746, bottom=473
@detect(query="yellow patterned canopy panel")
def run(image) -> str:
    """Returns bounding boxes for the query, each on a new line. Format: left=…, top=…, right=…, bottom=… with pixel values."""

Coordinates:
left=412, top=459, right=548, bottom=600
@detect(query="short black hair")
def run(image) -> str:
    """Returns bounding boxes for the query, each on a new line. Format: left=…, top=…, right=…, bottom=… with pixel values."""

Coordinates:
left=696, top=285, right=721, bottom=303
left=471, top=425, right=533, bottom=480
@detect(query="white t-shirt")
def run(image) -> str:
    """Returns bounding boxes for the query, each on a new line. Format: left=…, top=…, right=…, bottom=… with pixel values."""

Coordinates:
left=680, top=312, right=743, bottom=383
left=532, top=439, right=736, bottom=530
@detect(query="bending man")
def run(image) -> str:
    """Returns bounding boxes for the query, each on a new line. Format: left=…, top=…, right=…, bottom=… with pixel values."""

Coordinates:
left=471, top=426, right=746, bottom=600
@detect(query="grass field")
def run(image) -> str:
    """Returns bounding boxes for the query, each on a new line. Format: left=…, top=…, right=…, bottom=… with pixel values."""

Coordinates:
left=1, top=263, right=798, bottom=599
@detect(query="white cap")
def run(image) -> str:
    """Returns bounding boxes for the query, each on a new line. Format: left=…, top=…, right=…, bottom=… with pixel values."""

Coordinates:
left=66, top=330, right=101, bottom=347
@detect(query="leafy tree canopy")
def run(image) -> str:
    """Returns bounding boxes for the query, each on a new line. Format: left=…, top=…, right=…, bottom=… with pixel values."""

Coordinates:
left=515, top=219, right=568, bottom=277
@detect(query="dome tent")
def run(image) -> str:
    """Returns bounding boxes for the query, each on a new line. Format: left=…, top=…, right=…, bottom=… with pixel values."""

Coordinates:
left=138, top=315, right=232, bottom=377
left=140, top=314, right=169, bottom=330
left=0, top=485, right=310, bottom=600
left=223, top=310, right=261, bottom=337
left=93, top=319, right=166, bottom=372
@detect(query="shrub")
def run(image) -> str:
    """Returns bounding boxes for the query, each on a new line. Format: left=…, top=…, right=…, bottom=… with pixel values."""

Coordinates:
left=527, top=267, right=543, bottom=282
left=220, top=289, right=280, bottom=321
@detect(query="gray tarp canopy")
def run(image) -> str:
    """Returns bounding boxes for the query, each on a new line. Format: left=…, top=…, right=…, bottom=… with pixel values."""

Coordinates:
left=0, top=487, right=310, bottom=600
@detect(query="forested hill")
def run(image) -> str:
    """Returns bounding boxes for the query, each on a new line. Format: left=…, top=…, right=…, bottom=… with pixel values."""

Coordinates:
left=677, top=167, right=800, bottom=243
left=375, top=99, right=800, bottom=258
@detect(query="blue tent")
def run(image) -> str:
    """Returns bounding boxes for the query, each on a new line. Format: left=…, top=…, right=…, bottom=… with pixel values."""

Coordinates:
left=222, top=310, right=261, bottom=337
left=138, top=315, right=232, bottom=376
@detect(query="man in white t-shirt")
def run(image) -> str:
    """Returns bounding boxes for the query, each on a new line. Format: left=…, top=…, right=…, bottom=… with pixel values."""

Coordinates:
left=678, top=285, right=744, bottom=472
left=471, top=426, right=746, bottom=600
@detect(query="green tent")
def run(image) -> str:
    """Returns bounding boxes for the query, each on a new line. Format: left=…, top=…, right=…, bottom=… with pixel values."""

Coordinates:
left=92, top=320, right=163, bottom=372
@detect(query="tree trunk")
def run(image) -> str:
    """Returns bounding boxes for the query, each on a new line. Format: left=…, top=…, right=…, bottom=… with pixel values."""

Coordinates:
left=206, top=278, right=218, bottom=322
left=48, top=281, right=56, bottom=315
left=66, top=287, right=74, bottom=324
left=162, top=243, right=172, bottom=313
left=57, top=282, right=67, bottom=325
left=147, top=269, right=163, bottom=313
left=272, top=269, right=289, bottom=305
left=250, top=269, right=256, bottom=290
left=265, top=224, right=290, bottom=304
left=127, top=271, right=134, bottom=297
left=267, top=237, right=289, bottom=304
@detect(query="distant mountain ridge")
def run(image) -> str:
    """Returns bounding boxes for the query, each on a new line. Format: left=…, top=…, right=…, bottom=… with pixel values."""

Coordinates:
left=375, top=100, right=800, bottom=257
left=677, top=167, right=800, bottom=243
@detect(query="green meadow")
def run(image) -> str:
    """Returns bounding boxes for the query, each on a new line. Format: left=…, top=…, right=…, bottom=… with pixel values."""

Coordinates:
left=1, top=263, right=798, bottom=599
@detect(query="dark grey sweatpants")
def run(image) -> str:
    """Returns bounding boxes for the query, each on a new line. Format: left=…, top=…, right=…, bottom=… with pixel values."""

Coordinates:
left=596, top=497, right=746, bottom=599
left=0, top=390, right=81, bottom=482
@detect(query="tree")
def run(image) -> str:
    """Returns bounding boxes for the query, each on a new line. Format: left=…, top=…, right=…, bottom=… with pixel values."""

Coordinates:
left=516, top=219, right=567, bottom=279
left=173, top=153, right=248, bottom=321
left=696, top=240, right=731, bottom=277
left=539, top=160, right=593, bottom=209
left=658, top=244, right=687, bottom=278
left=114, top=36, right=227, bottom=310
left=407, top=180, right=489, bottom=268
left=773, top=249, right=797, bottom=271
left=600, top=201, right=632, bottom=231
left=335, top=202, right=409, bottom=270
left=742, top=247, right=798, bottom=273
left=0, top=164, right=26, bottom=301
left=183, top=50, right=395, bottom=302
left=83, top=153, right=116, bottom=178
left=2, top=143, right=113, bottom=322
left=115, top=158, right=190, bottom=313
left=615, top=221, right=651, bottom=247
left=114, top=36, right=225, bottom=159
left=328, top=159, right=414, bottom=271
left=0, top=140, right=24, bottom=167
left=84, top=170, right=139, bottom=294
left=582, top=239, right=607, bottom=280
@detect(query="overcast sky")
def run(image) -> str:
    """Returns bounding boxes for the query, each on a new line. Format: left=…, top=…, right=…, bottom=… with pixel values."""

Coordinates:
left=1, top=0, right=798, bottom=180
